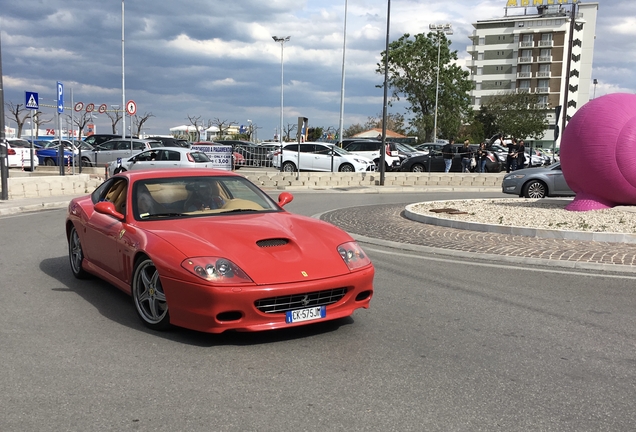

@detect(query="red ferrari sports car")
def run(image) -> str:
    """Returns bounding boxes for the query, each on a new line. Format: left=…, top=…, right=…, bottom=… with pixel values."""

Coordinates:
left=66, top=169, right=374, bottom=333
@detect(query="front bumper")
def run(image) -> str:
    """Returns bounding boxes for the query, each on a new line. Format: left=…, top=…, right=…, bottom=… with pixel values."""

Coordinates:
left=162, top=265, right=375, bottom=333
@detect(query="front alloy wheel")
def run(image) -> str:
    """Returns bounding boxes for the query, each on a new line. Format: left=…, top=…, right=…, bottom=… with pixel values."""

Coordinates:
left=69, top=226, right=89, bottom=279
left=339, top=163, right=354, bottom=172
left=523, top=180, right=547, bottom=198
left=132, top=258, right=170, bottom=330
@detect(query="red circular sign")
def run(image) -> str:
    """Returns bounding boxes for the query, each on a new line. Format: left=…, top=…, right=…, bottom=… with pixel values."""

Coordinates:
left=98, top=104, right=107, bottom=114
left=126, top=100, right=137, bottom=115
left=86, top=103, right=95, bottom=113
left=74, top=102, right=84, bottom=112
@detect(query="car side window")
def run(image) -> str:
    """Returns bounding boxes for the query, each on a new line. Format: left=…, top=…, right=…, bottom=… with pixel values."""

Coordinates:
left=133, top=142, right=145, bottom=151
left=100, top=141, right=118, bottom=151
left=166, top=150, right=180, bottom=161
left=299, top=144, right=315, bottom=153
left=314, top=145, right=331, bottom=155
left=285, top=144, right=299, bottom=152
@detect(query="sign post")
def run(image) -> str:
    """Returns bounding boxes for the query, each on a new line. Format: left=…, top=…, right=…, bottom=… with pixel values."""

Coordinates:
left=57, top=82, right=64, bottom=175
left=126, top=100, right=136, bottom=154
left=25, top=91, right=39, bottom=171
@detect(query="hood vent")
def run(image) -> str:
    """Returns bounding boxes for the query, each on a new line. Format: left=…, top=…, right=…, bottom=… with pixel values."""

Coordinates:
left=256, top=238, right=289, bottom=248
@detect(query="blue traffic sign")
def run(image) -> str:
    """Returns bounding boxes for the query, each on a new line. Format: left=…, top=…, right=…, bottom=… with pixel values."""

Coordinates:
left=25, top=91, right=39, bottom=110
left=57, top=81, right=64, bottom=113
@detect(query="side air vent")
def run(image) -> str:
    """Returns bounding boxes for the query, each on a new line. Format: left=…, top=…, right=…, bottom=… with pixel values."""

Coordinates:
left=256, top=238, right=289, bottom=248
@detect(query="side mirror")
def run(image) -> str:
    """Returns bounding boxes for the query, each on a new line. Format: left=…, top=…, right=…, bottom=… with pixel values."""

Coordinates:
left=277, top=192, right=294, bottom=207
left=94, top=201, right=124, bottom=221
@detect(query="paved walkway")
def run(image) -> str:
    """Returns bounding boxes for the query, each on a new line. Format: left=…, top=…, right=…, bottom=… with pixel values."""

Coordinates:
left=319, top=203, right=636, bottom=274
left=3, top=190, right=636, bottom=274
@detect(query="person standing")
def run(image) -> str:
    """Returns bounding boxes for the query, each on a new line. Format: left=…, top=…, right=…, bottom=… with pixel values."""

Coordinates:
left=442, top=139, right=454, bottom=173
left=477, top=141, right=488, bottom=173
left=516, top=140, right=526, bottom=170
left=506, top=138, right=518, bottom=173
left=460, top=139, right=473, bottom=173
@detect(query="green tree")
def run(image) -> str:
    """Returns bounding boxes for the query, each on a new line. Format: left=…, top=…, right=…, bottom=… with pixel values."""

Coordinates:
left=473, top=105, right=498, bottom=140
left=377, top=32, right=473, bottom=141
left=343, top=123, right=365, bottom=137
left=364, top=112, right=407, bottom=136
left=482, top=92, right=548, bottom=140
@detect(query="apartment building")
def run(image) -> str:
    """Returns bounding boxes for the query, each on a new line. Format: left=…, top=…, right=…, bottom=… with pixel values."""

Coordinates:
left=467, top=1, right=598, bottom=147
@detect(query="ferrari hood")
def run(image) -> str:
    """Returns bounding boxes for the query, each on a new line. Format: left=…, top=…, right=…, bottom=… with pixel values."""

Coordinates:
left=148, top=212, right=354, bottom=284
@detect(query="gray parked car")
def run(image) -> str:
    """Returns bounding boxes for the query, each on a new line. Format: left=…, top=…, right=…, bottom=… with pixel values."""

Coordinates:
left=89, top=138, right=163, bottom=167
left=106, top=147, right=213, bottom=177
left=502, top=162, right=574, bottom=198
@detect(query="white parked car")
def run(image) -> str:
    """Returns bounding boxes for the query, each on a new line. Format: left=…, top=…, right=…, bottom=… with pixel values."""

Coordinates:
left=107, top=147, right=213, bottom=177
left=3, top=139, right=39, bottom=170
left=271, top=142, right=376, bottom=172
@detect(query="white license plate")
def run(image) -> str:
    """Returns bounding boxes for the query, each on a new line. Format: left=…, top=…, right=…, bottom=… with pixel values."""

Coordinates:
left=285, top=306, right=326, bottom=324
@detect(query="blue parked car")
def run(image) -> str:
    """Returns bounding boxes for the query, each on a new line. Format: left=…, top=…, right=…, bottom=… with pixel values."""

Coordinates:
left=35, top=140, right=94, bottom=167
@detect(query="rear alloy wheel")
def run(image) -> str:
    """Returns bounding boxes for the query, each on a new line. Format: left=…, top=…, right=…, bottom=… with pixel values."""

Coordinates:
left=282, top=162, right=296, bottom=173
left=523, top=180, right=547, bottom=198
left=132, top=258, right=170, bottom=330
left=81, top=157, right=92, bottom=167
left=45, top=158, right=55, bottom=166
left=411, top=163, right=426, bottom=173
left=339, top=163, right=354, bottom=172
left=69, top=226, right=89, bottom=279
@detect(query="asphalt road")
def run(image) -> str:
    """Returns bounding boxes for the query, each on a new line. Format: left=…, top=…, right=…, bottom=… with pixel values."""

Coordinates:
left=1, top=192, right=635, bottom=431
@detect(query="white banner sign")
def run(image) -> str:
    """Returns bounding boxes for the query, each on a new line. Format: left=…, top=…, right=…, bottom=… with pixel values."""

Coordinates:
left=190, top=144, right=233, bottom=171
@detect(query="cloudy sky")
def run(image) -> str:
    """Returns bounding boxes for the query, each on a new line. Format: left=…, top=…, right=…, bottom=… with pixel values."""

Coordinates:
left=1, top=0, right=630, bottom=141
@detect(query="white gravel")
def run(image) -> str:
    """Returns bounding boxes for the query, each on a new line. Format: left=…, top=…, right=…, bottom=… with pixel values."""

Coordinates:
left=409, top=198, right=636, bottom=234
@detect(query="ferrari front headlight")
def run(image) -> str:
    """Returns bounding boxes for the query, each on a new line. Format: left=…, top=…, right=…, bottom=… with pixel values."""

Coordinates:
left=182, top=257, right=252, bottom=284
left=337, top=241, right=372, bottom=271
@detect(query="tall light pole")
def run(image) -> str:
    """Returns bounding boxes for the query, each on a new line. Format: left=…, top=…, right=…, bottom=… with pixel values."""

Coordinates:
left=430, top=23, right=452, bottom=142
left=593, top=78, right=598, bottom=99
left=338, top=0, right=348, bottom=147
left=121, top=0, right=126, bottom=139
left=272, top=36, right=290, bottom=144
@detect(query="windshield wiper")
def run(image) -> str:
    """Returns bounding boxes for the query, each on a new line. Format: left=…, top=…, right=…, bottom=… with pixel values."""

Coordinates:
left=141, top=212, right=188, bottom=218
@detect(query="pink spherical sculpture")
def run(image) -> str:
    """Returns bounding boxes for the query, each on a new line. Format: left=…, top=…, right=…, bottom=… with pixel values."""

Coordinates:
left=560, top=93, right=636, bottom=211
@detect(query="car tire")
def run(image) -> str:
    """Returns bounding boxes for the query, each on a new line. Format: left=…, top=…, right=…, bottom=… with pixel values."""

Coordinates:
left=411, top=163, right=426, bottom=173
left=69, top=226, right=90, bottom=279
left=132, top=257, right=171, bottom=331
left=523, top=180, right=547, bottom=198
left=282, top=162, right=296, bottom=173
left=81, top=157, right=92, bottom=167
left=113, top=166, right=127, bottom=174
left=339, top=163, right=354, bottom=172
left=45, top=158, right=55, bottom=166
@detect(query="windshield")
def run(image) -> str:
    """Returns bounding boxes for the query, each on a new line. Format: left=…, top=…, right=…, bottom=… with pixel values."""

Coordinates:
left=395, top=143, right=418, bottom=152
left=330, top=145, right=351, bottom=156
left=133, top=175, right=281, bottom=220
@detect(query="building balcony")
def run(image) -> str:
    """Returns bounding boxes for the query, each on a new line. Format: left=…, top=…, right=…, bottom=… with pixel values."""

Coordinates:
left=538, top=40, right=554, bottom=47
left=538, top=56, right=552, bottom=63
left=536, top=87, right=550, bottom=94
left=518, top=57, right=533, bottom=63
left=467, top=45, right=478, bottom=53
left=518, top=41, right=533, bottom=48
left=516, top=88, right=531, bottom=94
left=517, top=72, right=532, bottom=79
left=536, top=71, right=551, bottom=78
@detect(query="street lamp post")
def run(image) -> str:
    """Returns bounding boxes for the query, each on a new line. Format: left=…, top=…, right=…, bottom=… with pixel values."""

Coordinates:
left=121, top=0, right=126, bottom=139
left=272, top=36, right=290, bottom=145
left=593, top=78, right=598, bottom=99
left=430, top=23, right=453, bottom=142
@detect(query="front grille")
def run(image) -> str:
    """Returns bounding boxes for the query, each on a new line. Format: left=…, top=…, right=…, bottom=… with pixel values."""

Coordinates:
left=256, top=238, right=289, bottom=248
left=255, top=287, right=347, bottom=314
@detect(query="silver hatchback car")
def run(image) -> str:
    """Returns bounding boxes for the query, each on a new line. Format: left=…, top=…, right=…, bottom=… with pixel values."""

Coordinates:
left=89, top=138, right=164, bottom=167
left=502, top=162, right=574, bottom=198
